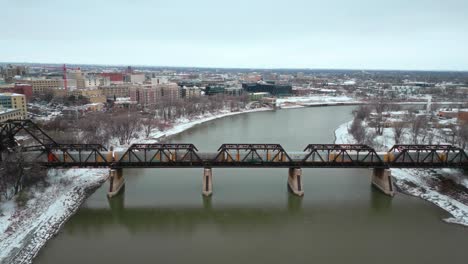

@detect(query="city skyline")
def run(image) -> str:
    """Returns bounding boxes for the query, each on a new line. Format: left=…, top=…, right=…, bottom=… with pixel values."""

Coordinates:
left=2, top=0, right=468, bottom=71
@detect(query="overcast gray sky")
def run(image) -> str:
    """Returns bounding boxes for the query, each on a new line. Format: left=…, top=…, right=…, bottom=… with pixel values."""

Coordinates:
left=1, top=0, right=468, bottom=70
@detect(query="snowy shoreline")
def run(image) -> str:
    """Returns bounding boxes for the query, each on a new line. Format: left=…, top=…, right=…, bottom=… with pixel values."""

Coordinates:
left=0, top=169, right=108, bottom=264
left=335, top=120, right=468, bottom=227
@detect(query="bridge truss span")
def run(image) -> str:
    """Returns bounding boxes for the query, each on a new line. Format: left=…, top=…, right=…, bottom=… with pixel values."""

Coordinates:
left=388, top=144, right=468, bottom=168
left=116, top=143, right=203, bottom=167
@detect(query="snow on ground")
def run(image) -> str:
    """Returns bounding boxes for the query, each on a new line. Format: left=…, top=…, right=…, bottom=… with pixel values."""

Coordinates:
left=277, top=95, right=358, bottom=108
left=0, top=169, right=107, bottom=264
left=334, top=120, right=355, bottom=144
left=147, top=107, right=272, bottom=141
left=112, top=107, right=273, bottom=150
left=392, top=169, right=468, bottom=226
left=334, top=120, right=468, bottom=227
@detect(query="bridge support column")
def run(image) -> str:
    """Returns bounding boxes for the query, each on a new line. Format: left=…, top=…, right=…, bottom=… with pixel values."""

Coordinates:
left=288, top=168, right=304, bottom=196
left=202, top=167, right=213, bottom=196
left=371, top=168, right=394, bottom=196
left=108, top=168, right=125, bottom=198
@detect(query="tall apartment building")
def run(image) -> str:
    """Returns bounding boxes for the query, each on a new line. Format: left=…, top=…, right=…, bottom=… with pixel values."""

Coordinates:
left=129, top=83, right=181, bottom=107
left=130, top=86, right=157, bottom=107
left=0, top=93, right=27, bottom=119
left=181, top=86, right=202, bottom=99
left=158, top=83, right=181, bottom=102
left=99, top=85, right=130, bottom=99
left=67, top=70, right=86, bottom=89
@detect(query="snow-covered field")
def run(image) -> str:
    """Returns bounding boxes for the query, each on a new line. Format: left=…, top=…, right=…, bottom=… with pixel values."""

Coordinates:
left=0, top=169, right=108, bottom=264
left=335, top=120, right=468, bottom=227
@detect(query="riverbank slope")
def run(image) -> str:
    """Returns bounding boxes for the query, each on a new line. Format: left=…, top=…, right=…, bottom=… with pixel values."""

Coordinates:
left=335, top=120, right=468, bottom=226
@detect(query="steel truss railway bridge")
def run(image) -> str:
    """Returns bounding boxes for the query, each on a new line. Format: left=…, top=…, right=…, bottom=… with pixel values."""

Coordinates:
left=1, top=120, right=467, bottom=197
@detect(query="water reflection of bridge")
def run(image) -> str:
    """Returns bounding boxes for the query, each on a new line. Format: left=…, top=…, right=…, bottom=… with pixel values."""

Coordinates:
left=64, top=189, right=397, bottom=234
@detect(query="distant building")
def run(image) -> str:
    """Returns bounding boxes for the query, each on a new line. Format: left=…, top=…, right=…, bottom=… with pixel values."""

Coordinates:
left=85, top=75, right=111, bottom=88
left=129, top=83, right=181, bottom=107
left=438, top=108, right=462, bottom=119
left=458, top=110, right=468, bottom=123
left=20, top=79, right=61, bottom=94
left=67, top=69, right=86, bottom=89
left=158, top=83, right=181, bottom=102
left=129, top=74, right=146, bottom=84
left=0, top=107, right=23, bottom=122
left=181, top=86, right=202, bottom=99
left=224, top=87, right=243, bottom=96
left=100, top=73, right=124, bottom=84
left=0, top=93, right=27, bottom=119
left=242, top=82, right=292, bottom=96
left=151, top=77, right=169, bottom=85
left=130, top=85, right=158, bottom=107
left=205, top=85, right=225, bottom=96
left=0, top=83, right=33, bottom=102
left=99, top=85, right=130, bottom=99
left=249, top=92, right=270, bottom=100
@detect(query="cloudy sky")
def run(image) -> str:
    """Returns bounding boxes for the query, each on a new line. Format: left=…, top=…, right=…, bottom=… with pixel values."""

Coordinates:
left=1, top=0, right=468, bottom=70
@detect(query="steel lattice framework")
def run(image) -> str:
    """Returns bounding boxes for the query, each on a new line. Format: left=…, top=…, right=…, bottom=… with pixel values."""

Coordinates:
left=213, top=144, right=292, bottom=165
left=0, top=120, right=57, bottom=152
left=116, top=143, right=203, bottom=167
left=302, top=144, right=385, bottom=167
left=388, top=144, right=468, bottom=167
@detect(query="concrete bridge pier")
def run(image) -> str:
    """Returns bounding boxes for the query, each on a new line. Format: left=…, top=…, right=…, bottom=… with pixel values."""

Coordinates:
left=108, top=168, right=125, bottom=198
left=202, top=167, right=213, bottom=196
left=371, top=168, right=395, bottom=196
left=288, top=168, right=304, bottom=196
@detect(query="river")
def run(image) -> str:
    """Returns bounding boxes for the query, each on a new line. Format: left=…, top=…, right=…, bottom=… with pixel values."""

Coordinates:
left=35, top=106, right=468, bottom=264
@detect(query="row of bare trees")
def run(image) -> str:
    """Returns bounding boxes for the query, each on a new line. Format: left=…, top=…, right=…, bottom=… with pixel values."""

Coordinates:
left=350, top=99, right=468, bottom=149
left=39, top=94, right=251, bottom=147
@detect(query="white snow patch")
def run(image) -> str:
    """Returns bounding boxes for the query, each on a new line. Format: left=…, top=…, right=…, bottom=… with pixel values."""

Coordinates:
left=0, top=168, right=107, bottom=264
left=277, top=95, right=357, bottom=108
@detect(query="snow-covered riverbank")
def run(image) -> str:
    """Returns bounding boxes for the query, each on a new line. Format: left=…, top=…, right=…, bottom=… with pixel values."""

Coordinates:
left=277, top=95, right=359, bottom=108
left=141, top=107, right=272, bottom=144
left=0, top=169, right=108, bottom=264
left=335, top=120, right=468, bottom=227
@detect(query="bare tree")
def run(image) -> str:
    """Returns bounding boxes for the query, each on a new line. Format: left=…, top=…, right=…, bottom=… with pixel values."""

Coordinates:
left=349, top=118, right=366, bottom=144
left=371, top=97, right=390, bottom=136
left=410, top=115, right=427, bottom=144
left=353, top=105, right=371, bottom=120
left=392, top=121, right=406, bottom=144
left=141, top=113, right=161, bottom=138
left=108, top=111, right=142, bottom=145
left=458, top=122, right=468, bottom=149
